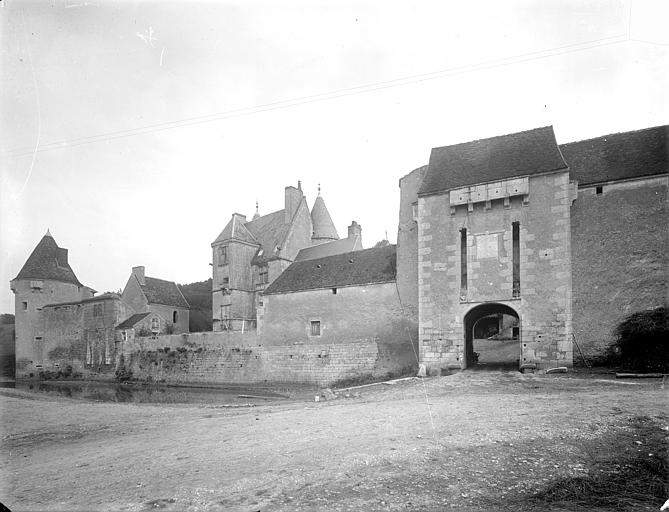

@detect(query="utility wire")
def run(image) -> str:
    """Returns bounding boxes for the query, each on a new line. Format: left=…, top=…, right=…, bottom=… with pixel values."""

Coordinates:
left=4, top=33, right=628, bottom=157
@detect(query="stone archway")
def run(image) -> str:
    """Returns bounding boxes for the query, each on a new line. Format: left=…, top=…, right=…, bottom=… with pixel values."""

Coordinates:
left=463, top=303, right=520, bottom=369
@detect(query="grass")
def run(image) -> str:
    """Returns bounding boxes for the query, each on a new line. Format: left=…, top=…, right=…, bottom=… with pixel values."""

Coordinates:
left=521, top=415, right=668, bottom=511
left=331, top=365, right=417, bottom=389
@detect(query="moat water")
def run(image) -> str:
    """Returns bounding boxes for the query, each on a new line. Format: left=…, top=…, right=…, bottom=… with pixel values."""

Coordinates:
left=0, top=380, right=303, bottom=405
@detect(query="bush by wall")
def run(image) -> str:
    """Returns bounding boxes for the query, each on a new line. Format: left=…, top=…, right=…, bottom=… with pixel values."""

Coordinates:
left=611, top=305, right=668, bottom=372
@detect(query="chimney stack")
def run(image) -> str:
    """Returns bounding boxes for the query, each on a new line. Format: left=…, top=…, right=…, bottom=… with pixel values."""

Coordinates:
left=132, top=266, right=146, bottom=286
left=232, top=213, right=247, bottom=224
left=348, top=221, right=362, bottom=242
left=285, top=183, right=303, bottom=223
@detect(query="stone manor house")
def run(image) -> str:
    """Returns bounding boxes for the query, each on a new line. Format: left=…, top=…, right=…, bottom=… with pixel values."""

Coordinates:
left=10, top=124, right=667, bottom=383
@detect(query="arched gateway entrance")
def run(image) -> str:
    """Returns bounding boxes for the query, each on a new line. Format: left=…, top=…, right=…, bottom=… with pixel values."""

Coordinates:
left=463, top=303, right=520, bottom=369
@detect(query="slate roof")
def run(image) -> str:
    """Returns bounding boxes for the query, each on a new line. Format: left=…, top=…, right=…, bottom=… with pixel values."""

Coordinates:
left=13, top=232, right=83, bottom=286
left=212, top=214, right=258, bottom=246
left=141, top=277, right=189, bottom=309
left=246, top=210, right=292, bottom=265
left=264, top=244, right=397, bottom=295
left=418, top=126, right=568, bottom=196
left=116, top=312, right=151, bottom=330
left=311, top=196, right=339, bottom=240
left=294, top=235, right=363, bottom=262
left=559, top=125, right=668, bottom=186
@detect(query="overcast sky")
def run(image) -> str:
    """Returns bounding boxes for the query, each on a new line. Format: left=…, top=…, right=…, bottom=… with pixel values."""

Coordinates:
left=1, top=0, right=668, bottom=313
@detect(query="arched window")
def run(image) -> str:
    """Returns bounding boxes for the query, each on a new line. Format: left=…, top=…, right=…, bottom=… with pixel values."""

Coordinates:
left=173, top=311, right=178, bottom=323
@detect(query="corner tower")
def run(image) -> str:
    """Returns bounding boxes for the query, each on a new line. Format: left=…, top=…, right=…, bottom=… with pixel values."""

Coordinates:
left=10, top=231, right=94, bottom=374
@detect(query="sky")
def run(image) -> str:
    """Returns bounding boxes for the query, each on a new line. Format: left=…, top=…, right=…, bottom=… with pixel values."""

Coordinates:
left=1, top=0, right=668, bottom=314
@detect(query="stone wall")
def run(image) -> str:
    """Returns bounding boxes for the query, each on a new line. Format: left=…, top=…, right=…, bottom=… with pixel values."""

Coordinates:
left=397, top=166, right=428, bottom=323
left=571, top=177, right=668, bottom=360
left=418, top=171, right=574, bottom=371
left=12, top=279, right=84, bottom=372
left=147, top=303, right=189, bottom=334
left=261, top=282, right=418, bottom=379
left=120, top=330, right=410, bottom=387
left=212, top=241, right=257, bottom=330
left=16, top=296, right=129, bottom=379
left=115, top=281, right=419, bottom=387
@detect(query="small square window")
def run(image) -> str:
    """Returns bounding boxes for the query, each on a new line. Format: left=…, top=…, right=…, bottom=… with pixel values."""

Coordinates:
left=310, top=321, right=321, bottom=337
left=22, top=302, right=28, bottom=310
left=332, top=288, right=337, bottom=294
left=595, top=186, right=603, bottom=195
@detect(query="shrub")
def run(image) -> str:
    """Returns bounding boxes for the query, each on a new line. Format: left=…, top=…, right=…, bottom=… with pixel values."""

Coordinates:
left=612, top=305, right=668, bottom=372
left=115, top=355, right=133, bottom=382
left=115, top=366, right=133, bottom=382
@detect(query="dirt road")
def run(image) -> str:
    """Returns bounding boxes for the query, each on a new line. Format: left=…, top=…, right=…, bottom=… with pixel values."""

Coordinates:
left=1, top=371, right=667, bottom=511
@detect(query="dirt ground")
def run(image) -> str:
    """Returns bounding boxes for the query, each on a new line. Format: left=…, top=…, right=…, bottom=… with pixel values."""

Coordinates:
left=0, top=370, right=667, bottom=512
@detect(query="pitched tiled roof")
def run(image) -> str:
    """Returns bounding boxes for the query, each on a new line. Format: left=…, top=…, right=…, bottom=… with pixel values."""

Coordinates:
left=265, top=244, right=397, bottom=295
left=560, top=125, right=668, bottom=186
left=418, top=126, right=568, bottom=196
left=116, top=312, right=151, bottom=330
left=141, top=277, right=189, bottom=308
left=13, top=233, right=83, bottom=286
left=311, top=196, right=339, bottom=241
left=294, top=235, right=363, bottom=262
left=246, top=210, right=291, bottom=265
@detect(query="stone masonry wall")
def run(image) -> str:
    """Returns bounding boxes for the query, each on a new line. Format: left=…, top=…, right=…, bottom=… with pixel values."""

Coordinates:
left=13, top=279, right=83, bottom=372
left=397, top=166, right=428, bottom=323
left=418, top=171, right=574, bottom=371
left=113, top=281, right=418, bottom=386
left=148, top=303, right=189, bottom=334
left=571, top=177, right=668, bottom=360
left=120, top=329, right=409, bottom=387
left=16, top=296, right=128, bottom=379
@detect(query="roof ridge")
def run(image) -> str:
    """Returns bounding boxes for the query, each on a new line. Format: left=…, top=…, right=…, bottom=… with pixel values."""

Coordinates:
left=432, top=125, right=555, bottom=151
left=559, top=124, right=669, bottom=146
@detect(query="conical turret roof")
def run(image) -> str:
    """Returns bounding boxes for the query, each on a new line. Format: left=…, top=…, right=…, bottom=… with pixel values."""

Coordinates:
left=13, top=231, right=83, bottom=286
left=311, top=195, right=339, bottom=242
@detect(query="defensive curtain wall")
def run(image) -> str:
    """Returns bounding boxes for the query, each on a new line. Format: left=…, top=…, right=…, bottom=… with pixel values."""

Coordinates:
left=116, top=328, right=416, bottom=387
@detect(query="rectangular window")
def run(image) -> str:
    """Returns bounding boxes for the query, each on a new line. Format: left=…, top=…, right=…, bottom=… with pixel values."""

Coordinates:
left=460, top=228, right=467, bottom=298
left=93, top=303, right=102, bottom=316
left=595, top=185, right=603, bottom=195
left=30, top=280, right=43, bottom=289
left=151, top=317, right=160, bottom=332
left=22, top=301, right=28, bottom=310
left=104, top=341, right=112, bottom=364
left=121, top=330, right=128, bottom=342
left=259, top=265, right=269, bottom=284
left=218, top=245, right=228, bottom=265
left=512, top=221, right=520, bottom=297
left=222, top=277, right=229, bottom=285
left=310, top=321, right=321, bottom=337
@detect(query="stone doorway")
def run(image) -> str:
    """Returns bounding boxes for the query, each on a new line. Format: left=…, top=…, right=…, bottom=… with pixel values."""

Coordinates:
left=464, top=303, right=520, bottom=370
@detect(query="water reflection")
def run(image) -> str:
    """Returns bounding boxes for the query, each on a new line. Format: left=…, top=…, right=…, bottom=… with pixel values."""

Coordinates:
left=1, top=380, right=293, bottom=405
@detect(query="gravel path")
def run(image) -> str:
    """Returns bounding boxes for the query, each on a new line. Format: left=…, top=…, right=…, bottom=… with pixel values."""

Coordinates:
left=1, top=371, right=666, bottom=511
